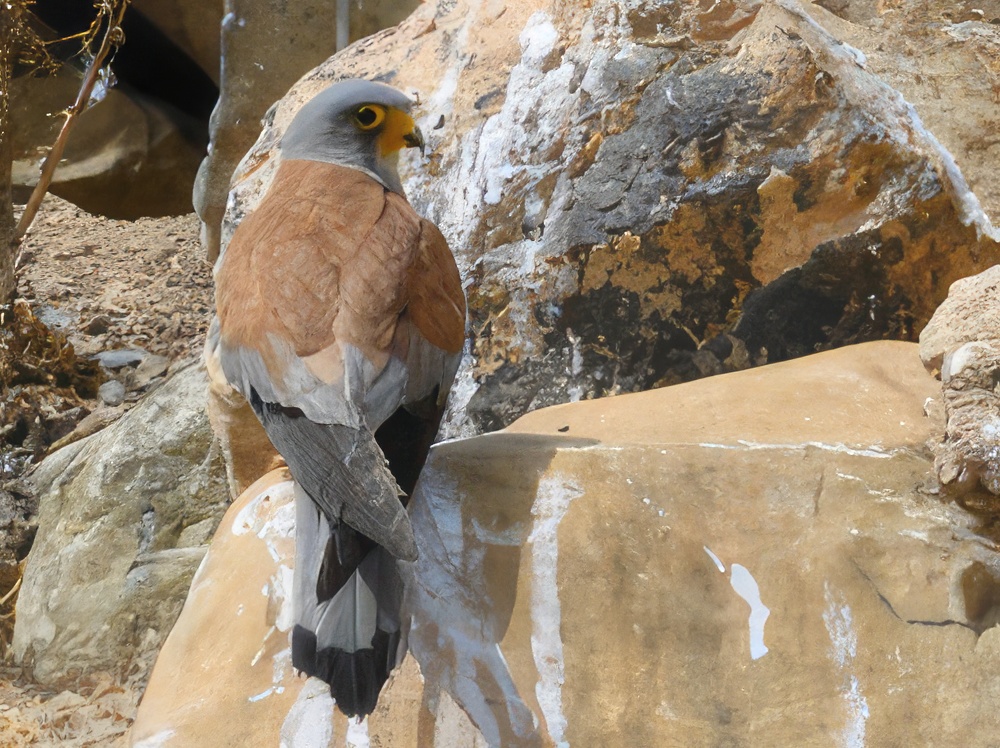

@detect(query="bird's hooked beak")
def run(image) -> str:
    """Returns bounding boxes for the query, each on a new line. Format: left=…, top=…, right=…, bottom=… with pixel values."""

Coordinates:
left=376, top=109, right=426, bottom=158
left=403, top=125, right=425, bottom=156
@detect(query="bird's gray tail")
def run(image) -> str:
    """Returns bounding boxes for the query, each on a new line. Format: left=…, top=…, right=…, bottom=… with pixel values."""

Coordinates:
left=290, top=482, right=404, bottom=717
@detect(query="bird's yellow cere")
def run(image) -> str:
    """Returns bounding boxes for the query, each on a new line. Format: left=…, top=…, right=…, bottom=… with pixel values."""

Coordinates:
left=374, top=107, right=420, bottom=157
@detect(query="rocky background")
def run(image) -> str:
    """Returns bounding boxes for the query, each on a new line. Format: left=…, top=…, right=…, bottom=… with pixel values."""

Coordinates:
left=2, top=0, right=1000, bottom=745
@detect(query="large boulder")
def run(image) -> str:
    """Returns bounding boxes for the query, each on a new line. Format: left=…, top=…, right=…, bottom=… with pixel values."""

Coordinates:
left=130, top=341, right=1000, bottom=745
left=12, top=363, right=230, bottom=685
left=10, top=67, right=205, bottom=219
left=218, top=0, right=1000, bottom=442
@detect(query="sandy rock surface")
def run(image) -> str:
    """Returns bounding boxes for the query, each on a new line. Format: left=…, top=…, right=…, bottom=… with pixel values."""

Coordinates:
left=130, top=341, right=1000, bottom=746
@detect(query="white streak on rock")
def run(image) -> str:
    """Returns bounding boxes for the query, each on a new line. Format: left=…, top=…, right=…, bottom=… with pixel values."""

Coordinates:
left=693, top=441, right=894, bottom=459
left=279, top=677, right=335, bottom=748
left=250, top=625, right=274, bottom=667
left=528, top=474, right=583, bottom=747
left=346, top=717, right=370, bottom=747
left=703, top=546, right=726, bottom=573
left=424, top=0, right=480, bottom=117
left=232, top=480, right=295, bottom=536
left=434, top=11, right=576, bottom=253
left=272, top=563, right=295, bottom=632
left=273, top=646, right=292, bottom=685
left=258, top=498, right=296, bottom=559
left=132, top=729, right=176, bottom=748
left=823, top=582, right=869, bottom=747
left=729, top=564, right=770, bottom=660
left=438, top=351, right=479, bottom=441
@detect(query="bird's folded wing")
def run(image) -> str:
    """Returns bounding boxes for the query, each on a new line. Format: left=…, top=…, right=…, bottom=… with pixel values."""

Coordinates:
left=215, top=160, right=467, bottom=558
left=407, top=219, right=466, bottom=358
left=401, top=219, right=467, bottom=407
left=255, top=399, right=417, bottom=561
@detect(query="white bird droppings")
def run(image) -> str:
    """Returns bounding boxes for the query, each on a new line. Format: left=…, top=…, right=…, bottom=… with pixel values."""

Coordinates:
left=703, top=549, right=770, bottom=659
left=528, top=473, right=583, bottom=748
left=279, top=678, right=335, bottom=748
left=346, top=717, right=370, bottom=748
left=703, top=546, right=726, bottom=574
left=730, top=564, right=770, bottom=661
left=823, top=583, right=869, bottom=748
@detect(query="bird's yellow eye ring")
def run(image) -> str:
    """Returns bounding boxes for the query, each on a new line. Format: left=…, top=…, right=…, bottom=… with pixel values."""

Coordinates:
left=354, top=105, right=386, bottom=131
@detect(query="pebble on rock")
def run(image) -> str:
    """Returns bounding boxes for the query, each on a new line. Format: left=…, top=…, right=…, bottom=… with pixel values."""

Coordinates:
left=98, top=380, right=126, bottom=407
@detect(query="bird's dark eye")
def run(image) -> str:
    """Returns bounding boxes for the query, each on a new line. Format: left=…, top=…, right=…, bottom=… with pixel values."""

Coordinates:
left=354, top=105, right=386, bottom=131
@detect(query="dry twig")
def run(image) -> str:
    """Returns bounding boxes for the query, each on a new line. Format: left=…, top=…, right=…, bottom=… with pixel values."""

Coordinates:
left=14, top=1, right=130, bottom=251
left=0, top=576, right=21, bottom=608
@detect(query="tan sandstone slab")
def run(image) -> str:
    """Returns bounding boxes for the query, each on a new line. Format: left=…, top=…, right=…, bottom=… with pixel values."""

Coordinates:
left=133, top=342, right=1000, bottom=746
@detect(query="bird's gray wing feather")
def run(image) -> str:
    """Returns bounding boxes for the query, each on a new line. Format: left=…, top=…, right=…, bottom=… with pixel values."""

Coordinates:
left=254, top=397, right=417, bottom=561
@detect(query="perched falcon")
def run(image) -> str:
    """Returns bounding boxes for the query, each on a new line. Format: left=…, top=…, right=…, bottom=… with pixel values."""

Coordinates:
left=210, top=79, right=466, bottom=716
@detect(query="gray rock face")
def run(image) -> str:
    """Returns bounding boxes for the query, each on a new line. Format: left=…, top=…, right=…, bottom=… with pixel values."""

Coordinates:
left=220, top=0, right=999, bottom=441
left=12, top=363, right=229, bottom=685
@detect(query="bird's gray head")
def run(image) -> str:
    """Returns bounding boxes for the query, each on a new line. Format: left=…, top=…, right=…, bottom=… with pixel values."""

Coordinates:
left=281, top=79, right=425, bottom=195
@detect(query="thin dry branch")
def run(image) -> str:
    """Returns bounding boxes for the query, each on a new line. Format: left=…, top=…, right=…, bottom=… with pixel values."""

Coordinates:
left=0, top=576, right=21, bottom=608
left=13, top=1, right=130, bottom=249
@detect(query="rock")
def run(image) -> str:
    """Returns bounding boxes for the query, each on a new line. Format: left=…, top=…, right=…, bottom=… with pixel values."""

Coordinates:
left=129, top=341, right=1000, bottom=745
left=10, top=67, right=204, bottom=219
left=12, top=363, right=230, bottom=685
left=917, top=265, right=1000, bottom=495
left=919, top=264, right=1000, bottom=374
left=94, top=348, right=149, bottom=370
left=0, top=480, right=36, bottom=591
left=804, top=0, right=1000, bottom=221
left=97, top=380, right=127, bottom=407
left=934, top=340, right=1000, bottom=495
left=220, top=0, right=1000, bottom=440
left=48, top=406, right=126, bottom=453
left=81, top=314, right=112, bottom=336
left=131, top=354, right=172, bottom=392
left=40, top=405, right=90, bottom=447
